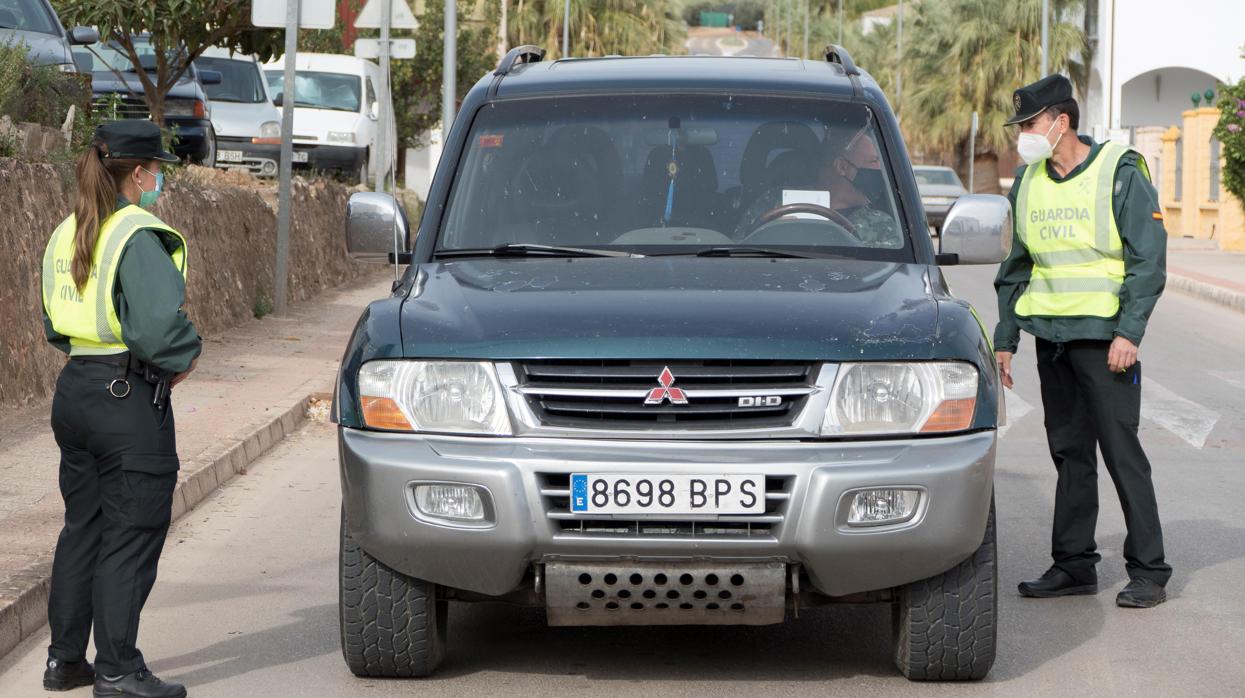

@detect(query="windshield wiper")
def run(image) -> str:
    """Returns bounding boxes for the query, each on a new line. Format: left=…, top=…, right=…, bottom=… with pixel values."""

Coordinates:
left=685, top=246, right=819, bottom=259
left=435, top=243, right=641, bottom=259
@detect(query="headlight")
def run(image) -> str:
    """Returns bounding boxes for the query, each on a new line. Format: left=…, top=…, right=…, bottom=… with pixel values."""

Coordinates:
left=327, top=130, right=355, bottom=144
left=57, top=63, right=78, bottom=73
left=259, top=120, right=280, bottom=138
left=165, top=99, right=206, bottom=118
left=821, top=362, right=978, bottom=436
left=357, top=360, right=512, bottom=435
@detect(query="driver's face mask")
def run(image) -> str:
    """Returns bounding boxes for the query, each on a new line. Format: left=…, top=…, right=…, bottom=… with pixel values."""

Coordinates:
left=845, top=159, right=887, bottom=206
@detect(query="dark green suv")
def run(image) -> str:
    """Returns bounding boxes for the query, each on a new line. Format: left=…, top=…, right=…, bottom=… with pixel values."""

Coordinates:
left=334, top=45, right=1013, bottom=681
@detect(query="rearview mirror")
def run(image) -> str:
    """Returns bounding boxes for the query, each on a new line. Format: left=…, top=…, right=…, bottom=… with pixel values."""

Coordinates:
left=69, top=26, right=98, bottom=45
left=368, top=101, right=380, bottom=120
left=199, top=69, right=222, bottom=86
left=346, top=192, right=410, bottom=262
left=272, top=93, right=283, bottom=107
left=938, top=194, right=1012, bottom=265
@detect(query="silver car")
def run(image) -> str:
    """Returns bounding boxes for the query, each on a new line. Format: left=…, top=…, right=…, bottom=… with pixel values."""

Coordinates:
left=913, top=165, right=969, bottom=232
left=196, top=47, right=282, bottom=177
left=0, top=0, right=95, bottom=72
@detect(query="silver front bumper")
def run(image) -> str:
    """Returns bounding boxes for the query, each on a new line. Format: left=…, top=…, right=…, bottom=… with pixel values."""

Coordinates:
left=339, top=428, right=995, bottom=598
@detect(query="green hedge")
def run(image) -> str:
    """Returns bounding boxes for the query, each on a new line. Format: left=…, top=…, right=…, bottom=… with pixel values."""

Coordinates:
left=0, top=42, right=95, bottom=150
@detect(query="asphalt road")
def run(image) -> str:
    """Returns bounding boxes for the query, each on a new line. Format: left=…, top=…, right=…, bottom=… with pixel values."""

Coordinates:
left=686, top=31, right=778, bottom=58
left=2, top=265, right=1243, bottom=697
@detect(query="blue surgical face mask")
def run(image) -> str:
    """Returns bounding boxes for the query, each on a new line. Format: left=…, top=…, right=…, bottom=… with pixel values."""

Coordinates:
left=138, top=166, right=164, bottom=208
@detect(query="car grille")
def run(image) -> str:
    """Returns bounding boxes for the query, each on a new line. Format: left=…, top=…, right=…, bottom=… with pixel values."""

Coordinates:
left=538, top=473, right=793, bottom=540
left=514, top=360, right=817, bottom=431
left=93, top=94, right=150, bottom=120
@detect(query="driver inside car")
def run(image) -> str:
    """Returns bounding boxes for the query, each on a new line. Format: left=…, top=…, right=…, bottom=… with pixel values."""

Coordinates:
left=815, top=125, right=899, bottom=246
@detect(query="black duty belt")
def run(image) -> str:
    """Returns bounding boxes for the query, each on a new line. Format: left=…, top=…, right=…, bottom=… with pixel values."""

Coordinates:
left=71, top=352, right=172, bottom=407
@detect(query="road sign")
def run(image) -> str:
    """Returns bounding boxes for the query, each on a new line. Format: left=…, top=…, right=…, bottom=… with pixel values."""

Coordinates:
left=354, top=38, right=416, bottom=59
left=355, top=0, right=418, bottom=29
left=251, top=0, right=335, bottom=29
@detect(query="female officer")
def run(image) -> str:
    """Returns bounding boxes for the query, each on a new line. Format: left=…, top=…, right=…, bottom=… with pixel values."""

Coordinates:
left=39, top=120, right=200, bottom=698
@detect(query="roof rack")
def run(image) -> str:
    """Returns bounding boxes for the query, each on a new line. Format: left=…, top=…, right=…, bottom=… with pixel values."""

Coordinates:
left=823, top=44, right=859, bottom=76
left=494, top=45, right=546, bottom=76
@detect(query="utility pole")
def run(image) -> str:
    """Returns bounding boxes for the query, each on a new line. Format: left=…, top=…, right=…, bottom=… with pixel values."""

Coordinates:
left=838, top=0, right=843, bottom=45
left=497, top=0, right=507, bottom=58
left=274, top=0, right=299, bottom=316
left=1040, top=0, right=1050, bottom=76
left=376, top=0, right=392, bottom=192
left=562, top=0, right=569, bottom=57
left=896, top=0, right=903, bottom=113
left=442, top=0, right=456, bottom=139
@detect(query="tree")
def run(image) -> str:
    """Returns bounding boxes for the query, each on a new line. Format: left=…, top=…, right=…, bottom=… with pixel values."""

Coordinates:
left=507, top=0, right=685, bottom=60
left=53, top=1, right=283, bottom=125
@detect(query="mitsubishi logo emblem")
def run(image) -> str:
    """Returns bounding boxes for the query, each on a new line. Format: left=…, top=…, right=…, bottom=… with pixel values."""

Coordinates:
left=644, top=366, right=688, bottom=405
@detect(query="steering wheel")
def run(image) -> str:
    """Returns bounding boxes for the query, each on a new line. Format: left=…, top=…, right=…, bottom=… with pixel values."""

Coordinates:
left=744, top=202, right=858, bottom=238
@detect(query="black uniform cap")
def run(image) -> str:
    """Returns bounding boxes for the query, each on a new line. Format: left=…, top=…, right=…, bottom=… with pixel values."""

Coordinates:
left=94, top=120, right=180, bottom=162
left=1005, top=74, right=1074, bottom=126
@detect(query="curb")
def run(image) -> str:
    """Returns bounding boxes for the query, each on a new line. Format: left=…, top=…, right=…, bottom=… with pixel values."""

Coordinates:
left=0, top=391, right=320, bottom=662
left=1168, top=272, right=1245, bottom=314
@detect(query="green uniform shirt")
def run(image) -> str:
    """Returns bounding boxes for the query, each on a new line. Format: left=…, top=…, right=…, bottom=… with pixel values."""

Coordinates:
left=993, top=135, right=1167, bottom=353
left=43, top=203, right=202, bottom=373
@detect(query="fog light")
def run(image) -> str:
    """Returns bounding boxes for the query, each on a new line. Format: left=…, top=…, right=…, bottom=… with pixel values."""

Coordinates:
left=259, top=160, right=278, bottom=176
left=847, top=488, right=920, bottom=526
left=413, top=483, right=487, bottom=522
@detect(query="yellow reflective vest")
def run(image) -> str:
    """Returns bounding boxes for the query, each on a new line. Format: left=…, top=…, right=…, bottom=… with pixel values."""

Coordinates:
left=1014, top=142, right=1148, bottom=319
left=41, top=205, right=187, bottom=356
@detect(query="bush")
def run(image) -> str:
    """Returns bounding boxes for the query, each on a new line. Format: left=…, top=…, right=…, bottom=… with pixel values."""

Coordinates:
left=0, top=41, right=95, bottom=149
left=1214, top=77, right=1245, bottom=206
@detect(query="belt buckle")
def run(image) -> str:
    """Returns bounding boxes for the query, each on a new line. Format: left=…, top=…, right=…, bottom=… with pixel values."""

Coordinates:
left=107, top=379, right=131, bottom=399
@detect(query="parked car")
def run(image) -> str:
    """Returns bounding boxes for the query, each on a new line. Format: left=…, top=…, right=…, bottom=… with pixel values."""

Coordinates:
left=196, top=47, right=281, bottom=177
left=0, top=0, right=96, bottom=72
left=333, top=46, right=1012, bottom=681
left=912, top=165, right=969, bottom=232
left=262, top=52, right=395, bottom=183
left=75, top=35, right=221, bottom=165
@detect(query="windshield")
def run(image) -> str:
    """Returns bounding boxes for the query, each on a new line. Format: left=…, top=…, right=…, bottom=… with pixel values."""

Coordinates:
left=264, top=70, right=360, bottom=113
left=196, top=56, right=266, bottom=103
left=0, top=0, right=58, bottom=35
left=437, top=95, right=911, bottom=260
left=81, top=37, right=183, bottom=74
left=914, top=168, right=961, bottom=187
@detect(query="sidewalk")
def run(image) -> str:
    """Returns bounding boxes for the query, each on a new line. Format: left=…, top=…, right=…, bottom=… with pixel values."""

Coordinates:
left=1166, top=237, right=1245, bottom=313
left=0, top=270, right=390, bottom=660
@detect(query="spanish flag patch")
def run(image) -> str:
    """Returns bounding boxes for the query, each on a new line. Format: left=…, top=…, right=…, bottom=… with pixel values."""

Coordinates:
left=1152, top=211, right=1164, bottom=221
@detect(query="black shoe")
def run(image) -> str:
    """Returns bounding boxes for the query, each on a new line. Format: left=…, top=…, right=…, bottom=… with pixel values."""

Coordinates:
left=1116, top=577, right=1167, bottom=608
left=1017, top=566, right=1098, bottom=598
left=93, top=668, right=186, bottom=698
left=43, top=657, right=94, bottom=691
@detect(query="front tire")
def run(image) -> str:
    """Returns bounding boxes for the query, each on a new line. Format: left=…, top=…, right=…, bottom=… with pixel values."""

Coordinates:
left=892, top=499, right=997, bottom=681
left=339, top=512, right=447, bottom=678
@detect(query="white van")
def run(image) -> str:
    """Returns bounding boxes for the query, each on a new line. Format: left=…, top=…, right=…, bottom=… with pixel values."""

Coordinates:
left=263, top=52, right=396, bottom=183
left=197, top=47, right=282, bottom=177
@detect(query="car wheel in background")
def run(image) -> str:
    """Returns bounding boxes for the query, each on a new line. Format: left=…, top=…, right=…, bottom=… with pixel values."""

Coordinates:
left=194, top=126, right=217, bottom=168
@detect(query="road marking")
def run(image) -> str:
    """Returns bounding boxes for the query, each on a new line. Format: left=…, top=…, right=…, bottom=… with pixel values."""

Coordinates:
left=999, top=390, right=1034, bottom=438
left=1141, top=379, right=1220, bottom=449
left=1210, top=370, right=1245, bottom=392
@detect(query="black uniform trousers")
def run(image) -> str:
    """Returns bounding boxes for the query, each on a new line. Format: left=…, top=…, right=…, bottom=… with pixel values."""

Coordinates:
left=1034, top=338, right=1171, bottom=585
left=47, top=357, right=179, bottom=676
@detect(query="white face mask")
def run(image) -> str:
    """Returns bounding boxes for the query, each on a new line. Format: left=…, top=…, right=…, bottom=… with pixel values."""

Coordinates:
left=1017, top=113, right=1065, bottom=165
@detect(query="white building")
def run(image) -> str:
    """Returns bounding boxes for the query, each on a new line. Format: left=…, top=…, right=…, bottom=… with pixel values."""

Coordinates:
left=1084, top=0, right=1245, bottom=138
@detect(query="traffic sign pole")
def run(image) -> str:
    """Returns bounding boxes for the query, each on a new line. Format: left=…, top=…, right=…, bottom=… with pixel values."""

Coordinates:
left=377, top=0, right=392, bottom=191
left=274, top=0, right=299, bottom=316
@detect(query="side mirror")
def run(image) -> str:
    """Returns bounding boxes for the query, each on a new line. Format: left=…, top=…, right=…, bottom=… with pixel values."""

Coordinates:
left=346, top=192, right=410, bottom=263
left=199, top=69, right=222, bottom=86
left=272, top=92, right=283, bottom=107
left=368, top=101, right=380, bottom=120
left=69, top=26, right=99, bottom=45
left=937, top=194, right=1012, bottom=265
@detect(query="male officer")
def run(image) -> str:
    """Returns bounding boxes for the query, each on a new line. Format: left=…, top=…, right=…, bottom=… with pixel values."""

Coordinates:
left=994, top=74, right=1171, bottom=608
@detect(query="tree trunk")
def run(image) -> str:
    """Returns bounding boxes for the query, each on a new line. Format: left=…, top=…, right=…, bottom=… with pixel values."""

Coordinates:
left=973, top=152, right=1002, bottom=194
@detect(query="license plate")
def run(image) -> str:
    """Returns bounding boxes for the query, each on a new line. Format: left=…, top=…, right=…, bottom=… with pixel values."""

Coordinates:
left=217, top=149, right=243, bottom=163
left=292, top=151, right=308, bottom=163
left=570, top=473, right=765, bottom=515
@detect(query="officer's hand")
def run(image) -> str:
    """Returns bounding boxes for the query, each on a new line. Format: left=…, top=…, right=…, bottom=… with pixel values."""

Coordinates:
left=1107, top=336, right=1138, bottom=373
left=995, top=351, right=1014, bottom=389
left=172, top=357, right=198, bottom=388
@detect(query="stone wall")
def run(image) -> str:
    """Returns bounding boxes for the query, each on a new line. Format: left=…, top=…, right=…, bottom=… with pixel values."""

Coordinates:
left=0, top=159, right=371, bottom=407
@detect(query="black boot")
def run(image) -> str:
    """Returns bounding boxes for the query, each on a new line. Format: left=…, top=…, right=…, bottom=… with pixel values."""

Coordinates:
left=1017, top=566, right=1098, bottom=598
left=43, top=657, right=95, bottom=691
left=1116, top=577, right=1167, bottom=608
left=93, top=668, right=186, bottom=698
